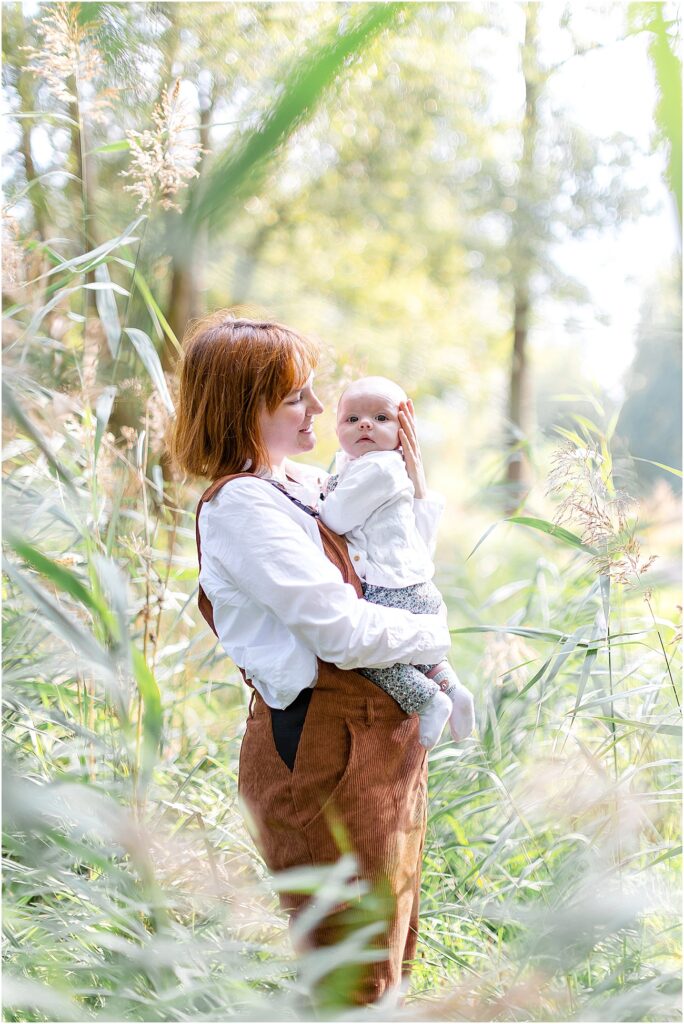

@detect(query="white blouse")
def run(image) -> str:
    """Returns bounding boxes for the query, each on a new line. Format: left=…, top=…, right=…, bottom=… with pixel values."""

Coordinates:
left=197, top=459, right=451, bottom=709
left=319, top=450, right=444, bottom=588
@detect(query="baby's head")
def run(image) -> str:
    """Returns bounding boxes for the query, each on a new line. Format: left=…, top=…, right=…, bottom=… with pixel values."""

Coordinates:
left=336, top=376, right=408, bottom=459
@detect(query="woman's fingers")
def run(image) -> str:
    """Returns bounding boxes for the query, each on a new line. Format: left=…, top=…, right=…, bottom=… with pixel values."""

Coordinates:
left=398, top=427, right=414, bottom=463
left=398, top=402, right=427, bottom=498
left=398, top=403, right=417, bottom=447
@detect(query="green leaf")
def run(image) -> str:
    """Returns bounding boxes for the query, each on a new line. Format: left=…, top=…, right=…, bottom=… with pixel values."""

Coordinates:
left=646, top=4, right=682, bottom=222
left=36, top=216, right=146, bottom=282
left=553, top=425, right=589, bottom=447
left=94, top=263, right=122, bottom=357
left=450, top=623, right=646, bottom=646
left=631, top=456, right=682, bottom=479
left=506, top=516, right=595, bottom=552
left=640, top=844, right=682, bottom=869
left=467, top=515, right=595, bottom=562
left=180, top=4, right=406, bottom=241
left=23, top=284, right=82, bottom=339
left=88, top=139, right=131, bottom=155
left=124, top=328, right=175, bottom=414
left=83, top=281, right=129, bottom=295
left=12, top=110, right=79, bottom=127
left=131, top=647, right=163, bottom=780
left=465, top=520, right=501, bottom=562
left=568, top=608, right=605, bottom=728
left=589, top=714, right=681, bottom=736
left=2, top=558, right=116, bottom=679
left=5, top=537, right=106, bottom=622
left=133, top=270, right=182, bottom=355
left=513, top=655, right=554, bottom=699
left=94, top=386, right=117, bottom=467
left=2, top=381, right=75, bottom=491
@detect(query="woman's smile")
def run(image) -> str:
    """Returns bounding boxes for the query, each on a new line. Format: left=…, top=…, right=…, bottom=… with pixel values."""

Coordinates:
left=258, top=374, right=324, bottom=467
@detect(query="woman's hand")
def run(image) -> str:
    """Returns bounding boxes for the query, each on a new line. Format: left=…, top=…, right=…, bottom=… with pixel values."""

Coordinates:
left=398, top=399, right=427, bottom=499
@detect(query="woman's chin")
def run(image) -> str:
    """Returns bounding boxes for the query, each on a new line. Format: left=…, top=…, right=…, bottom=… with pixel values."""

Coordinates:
left=296, top=431, right=316, bottom=452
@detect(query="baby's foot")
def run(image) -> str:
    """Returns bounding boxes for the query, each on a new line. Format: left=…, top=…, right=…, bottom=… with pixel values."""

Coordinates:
left=417, top=690, right=451, bottom=749
left=425, top=663, right=475, bottom=742
left=445, top=680, right=475, bottom=742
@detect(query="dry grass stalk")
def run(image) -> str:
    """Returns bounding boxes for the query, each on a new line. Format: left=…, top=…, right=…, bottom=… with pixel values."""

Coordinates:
left=122, top=80, right=204, bottom=212
left=546, top=440, right=657, bottom=588
left=22, top=3, right=115, bottom=123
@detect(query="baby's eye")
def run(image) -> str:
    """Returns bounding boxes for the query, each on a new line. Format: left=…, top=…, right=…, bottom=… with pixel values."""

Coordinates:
left=376, top=414, right=388, bottom=421
left=348, top=415, right=358, bottom=423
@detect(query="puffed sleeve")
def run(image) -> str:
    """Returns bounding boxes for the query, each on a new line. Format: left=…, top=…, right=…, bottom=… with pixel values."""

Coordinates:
left=319, top=452, right=408, bottom=535
left=203, top=478, right=450, bottom=669
left=413, top=491, right=446, bottom=556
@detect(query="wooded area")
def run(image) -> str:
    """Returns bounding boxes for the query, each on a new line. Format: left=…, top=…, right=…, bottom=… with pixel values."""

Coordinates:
left=3, top=3, right=681, bottom=1020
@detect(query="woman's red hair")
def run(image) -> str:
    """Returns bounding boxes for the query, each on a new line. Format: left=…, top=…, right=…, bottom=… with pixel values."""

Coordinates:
left=171, top=311, right=319, bottom=480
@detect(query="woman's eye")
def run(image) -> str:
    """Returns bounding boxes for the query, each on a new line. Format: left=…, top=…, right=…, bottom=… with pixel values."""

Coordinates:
left=287, top=394, right=303, bottom=404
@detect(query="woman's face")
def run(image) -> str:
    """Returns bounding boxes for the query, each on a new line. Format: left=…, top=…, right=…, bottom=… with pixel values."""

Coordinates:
left=258, top=373, right=324, bottom=466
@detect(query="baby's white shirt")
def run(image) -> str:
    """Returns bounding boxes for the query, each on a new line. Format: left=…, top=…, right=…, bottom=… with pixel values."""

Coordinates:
left=319, top=450, right=445, bottom=588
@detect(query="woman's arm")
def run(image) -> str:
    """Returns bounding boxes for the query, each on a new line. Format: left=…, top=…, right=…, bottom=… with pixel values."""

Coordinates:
left=202, top=478, right=450, bottom=669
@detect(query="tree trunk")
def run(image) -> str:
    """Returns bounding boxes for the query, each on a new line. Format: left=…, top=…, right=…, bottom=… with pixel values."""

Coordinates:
left=504, top=3, right=538, bottom=509
left=507, top=284, right=530, bottom=494
left=17, top=72, right=48, bottom=239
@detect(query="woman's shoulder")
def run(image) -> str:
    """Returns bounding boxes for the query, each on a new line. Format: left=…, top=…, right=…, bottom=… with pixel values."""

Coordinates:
left=200, top=475, right=282, bottom=520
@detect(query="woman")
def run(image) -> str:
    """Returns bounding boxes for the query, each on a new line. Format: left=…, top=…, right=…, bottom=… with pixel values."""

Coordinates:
left=171, top=312, right=451, bottom=1006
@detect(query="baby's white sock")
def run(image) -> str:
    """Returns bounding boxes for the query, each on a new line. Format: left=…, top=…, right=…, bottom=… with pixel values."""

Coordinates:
left=417, top=690, right=451, bottom=749
left=447, top=680, right=475, bottom=742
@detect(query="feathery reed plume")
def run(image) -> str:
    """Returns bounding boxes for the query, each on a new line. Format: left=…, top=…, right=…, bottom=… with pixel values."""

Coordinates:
left=546, top=440, right=657, bottom=587
left=21, top=3, right=115, bottom=123
left=122, top=80, right=204, bottom=213
left=482, top=631, right=536, bottom=690
left=2, top=210, right=24, bottom=289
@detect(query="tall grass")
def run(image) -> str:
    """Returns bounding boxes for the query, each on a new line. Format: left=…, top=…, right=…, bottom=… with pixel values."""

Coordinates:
left=4, top=209, right=681, bottom=1019
left=3, top=5, right=681, bottom=1021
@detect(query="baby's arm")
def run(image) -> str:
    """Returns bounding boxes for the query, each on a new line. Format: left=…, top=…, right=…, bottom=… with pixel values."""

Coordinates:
left=319, top=452, right=407, bottom=535
left=413, top=494, right=445, bottom=555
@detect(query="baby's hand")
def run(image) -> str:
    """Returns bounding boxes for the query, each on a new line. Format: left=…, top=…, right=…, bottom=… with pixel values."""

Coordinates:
left=398, top=399, right=427, bottom=499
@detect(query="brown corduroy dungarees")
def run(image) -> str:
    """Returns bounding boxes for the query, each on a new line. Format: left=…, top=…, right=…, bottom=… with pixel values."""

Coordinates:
left=196, top=474, right=428, bottom=1005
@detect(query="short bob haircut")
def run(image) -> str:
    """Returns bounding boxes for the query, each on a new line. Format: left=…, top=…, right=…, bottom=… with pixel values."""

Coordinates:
left=171, top=311, right=319, bottom=480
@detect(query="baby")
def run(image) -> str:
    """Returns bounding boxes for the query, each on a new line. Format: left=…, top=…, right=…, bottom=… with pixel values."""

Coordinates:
left=319, top=376, right=475, bottom=749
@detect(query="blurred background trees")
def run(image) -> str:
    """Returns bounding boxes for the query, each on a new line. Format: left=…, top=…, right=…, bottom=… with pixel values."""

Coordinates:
left=4, top=1, right=680, bottom=497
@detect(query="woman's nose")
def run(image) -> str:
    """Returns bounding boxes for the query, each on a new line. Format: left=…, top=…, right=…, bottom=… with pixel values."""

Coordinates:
left=308, top=392, right=324, bottom=415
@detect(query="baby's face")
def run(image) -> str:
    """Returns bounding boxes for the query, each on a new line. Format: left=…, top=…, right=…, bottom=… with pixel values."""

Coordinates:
left=336, top=388, right=401, bottom=458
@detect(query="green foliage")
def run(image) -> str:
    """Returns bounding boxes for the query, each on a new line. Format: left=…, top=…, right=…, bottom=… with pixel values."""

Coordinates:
left=2, top=3, right=681, bottom=1021
left=181, top=3, right=407, bottom=241
left=631, top=2, right=683, bottom=224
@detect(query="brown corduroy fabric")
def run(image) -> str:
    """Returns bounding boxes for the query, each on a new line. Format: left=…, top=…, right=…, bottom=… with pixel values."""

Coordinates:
left=196, top=474, right=428, bottom=1005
